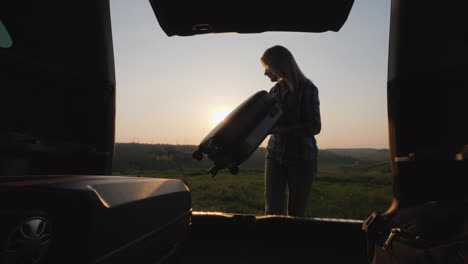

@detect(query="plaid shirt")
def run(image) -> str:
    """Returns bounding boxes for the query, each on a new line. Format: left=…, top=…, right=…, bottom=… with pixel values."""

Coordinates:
left=266, top=79, right=321, bottom=166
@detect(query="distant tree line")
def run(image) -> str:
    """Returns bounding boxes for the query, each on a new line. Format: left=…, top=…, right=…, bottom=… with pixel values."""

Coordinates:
left=112, top=143, right=390, bottom=174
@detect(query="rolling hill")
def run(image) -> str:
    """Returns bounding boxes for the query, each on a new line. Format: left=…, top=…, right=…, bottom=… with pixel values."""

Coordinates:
left=112, top=143, right=390, bottom=174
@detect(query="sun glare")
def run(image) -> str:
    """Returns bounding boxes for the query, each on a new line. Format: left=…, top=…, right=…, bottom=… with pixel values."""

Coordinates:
left=211, top=108, right=231, bottom=127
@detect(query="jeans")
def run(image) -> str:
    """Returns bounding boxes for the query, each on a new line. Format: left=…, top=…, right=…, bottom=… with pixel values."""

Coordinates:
left=264, top=158, right=316, bottom=217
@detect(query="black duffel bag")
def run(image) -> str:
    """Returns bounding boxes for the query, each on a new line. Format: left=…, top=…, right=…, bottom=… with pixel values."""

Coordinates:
left=362, top=199, right=466, bottom=264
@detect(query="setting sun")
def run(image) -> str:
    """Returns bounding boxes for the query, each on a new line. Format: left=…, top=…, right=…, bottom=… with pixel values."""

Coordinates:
left=211, top=108, right=231, bottom=127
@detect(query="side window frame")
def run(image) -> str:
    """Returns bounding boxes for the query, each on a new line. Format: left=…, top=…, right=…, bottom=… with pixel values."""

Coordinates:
left=0, top=19, right=13, bottom=48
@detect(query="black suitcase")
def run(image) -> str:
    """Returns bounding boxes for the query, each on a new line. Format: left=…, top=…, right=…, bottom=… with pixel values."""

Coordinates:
left=0, top=175, right=191, bottom=264
left=192, top=90, right=282, bottom=176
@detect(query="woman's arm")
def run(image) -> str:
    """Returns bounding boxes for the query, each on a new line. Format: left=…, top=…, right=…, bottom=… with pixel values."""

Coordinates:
left=279, top=82, right=321, bottom=136
left=269, top=126, right=290, bottom=135
left=294, top=83, right=321, bottom=136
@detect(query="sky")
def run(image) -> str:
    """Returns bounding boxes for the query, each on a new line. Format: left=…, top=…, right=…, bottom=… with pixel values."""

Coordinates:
left=109, top=0, right=391, bottom=149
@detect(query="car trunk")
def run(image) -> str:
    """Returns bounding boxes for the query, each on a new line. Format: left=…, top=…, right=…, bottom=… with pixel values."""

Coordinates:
left=176, top=212, right=368, bottom=264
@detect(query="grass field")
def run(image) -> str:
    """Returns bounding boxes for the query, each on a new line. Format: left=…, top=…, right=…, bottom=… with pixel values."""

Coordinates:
left=117, top=166, right=393, bottom=220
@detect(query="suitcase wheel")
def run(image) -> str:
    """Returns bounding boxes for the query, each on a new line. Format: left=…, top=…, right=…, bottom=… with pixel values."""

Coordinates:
left=208, top=166, right=218, bottom=177
left=229, top=166, right=239, bottom=175
left=192, top=150, right=204, bottom=161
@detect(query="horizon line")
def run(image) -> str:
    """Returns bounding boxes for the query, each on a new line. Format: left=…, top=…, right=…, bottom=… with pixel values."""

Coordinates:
left=114, top=142, right=389, bottom=150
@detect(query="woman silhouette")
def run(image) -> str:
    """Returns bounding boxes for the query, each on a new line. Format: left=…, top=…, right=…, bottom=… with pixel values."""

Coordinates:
left=261, top=45, right=321, bottom=217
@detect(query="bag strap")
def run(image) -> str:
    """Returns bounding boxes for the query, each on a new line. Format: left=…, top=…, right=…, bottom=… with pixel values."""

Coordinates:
left=362, top=211, right=386, bottom=264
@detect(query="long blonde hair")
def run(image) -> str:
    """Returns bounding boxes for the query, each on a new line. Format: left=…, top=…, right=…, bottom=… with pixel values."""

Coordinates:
left=261, top=45, right=307, bottom=92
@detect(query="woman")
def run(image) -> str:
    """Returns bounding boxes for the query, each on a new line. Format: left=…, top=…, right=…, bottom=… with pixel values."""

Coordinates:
left=261, top=45, right=321, bottom=217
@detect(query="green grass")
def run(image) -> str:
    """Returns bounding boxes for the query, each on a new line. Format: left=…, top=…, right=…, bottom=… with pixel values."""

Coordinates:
left=115, top=167, right=393, bottom=220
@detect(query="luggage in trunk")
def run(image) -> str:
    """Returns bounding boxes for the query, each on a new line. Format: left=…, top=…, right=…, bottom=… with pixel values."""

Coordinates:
left=362, top=200, right=465, bottom=264
left=192, top=90, right=282, bottom=176
left=0, top=175, right=191, bottom=264
left=177, top=212, right=368, bottom=264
